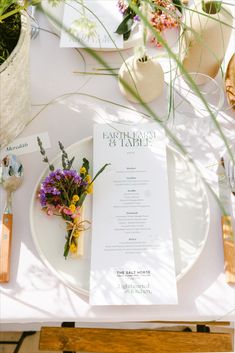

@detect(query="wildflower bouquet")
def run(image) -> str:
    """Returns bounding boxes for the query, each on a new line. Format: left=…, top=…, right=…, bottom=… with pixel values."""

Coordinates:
left=37, top=138, right=109, bottom=259
left=116, top=0, right=182, bottom=46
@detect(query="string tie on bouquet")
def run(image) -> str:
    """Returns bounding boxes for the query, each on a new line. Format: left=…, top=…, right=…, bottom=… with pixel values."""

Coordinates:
left=66, top=219, right=91, bottom=244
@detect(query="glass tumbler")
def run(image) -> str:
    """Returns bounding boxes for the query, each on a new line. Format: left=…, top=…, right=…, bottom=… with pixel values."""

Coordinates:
left=169, top=72, right=224, bottom=137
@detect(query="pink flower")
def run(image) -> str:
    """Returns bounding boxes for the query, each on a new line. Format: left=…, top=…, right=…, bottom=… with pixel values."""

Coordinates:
left=47, top=208, right=54, bottom=216
left=149, top=0, right=181, bottom=47
left=63, top=207, right=73, bottom=216
left=117, top=0, right=128, bottom=14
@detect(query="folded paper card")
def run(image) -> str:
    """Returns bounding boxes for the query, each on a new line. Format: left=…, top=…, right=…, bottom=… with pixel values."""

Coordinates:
left=90, top=123, right=178, bottom=305
left=0, top=132, right=51, bottom=157
left=60, top=0, right=123, bottom=49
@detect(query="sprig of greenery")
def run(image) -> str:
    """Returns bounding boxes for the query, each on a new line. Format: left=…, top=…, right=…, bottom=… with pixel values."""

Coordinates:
left=0, top=0, right=40, bottom=21
left=0, top=0, right=61, bottom=65
left=115, top=0, right=140, bottom=40
left=37, top=136, right=55, bottom=171
left=0, top=3, right=21, bottom=65
left=58, top=141, right=75, bottom=170
left=37, top=138, right=78, bottom=171
left=0, top=0, right=20, bottom=18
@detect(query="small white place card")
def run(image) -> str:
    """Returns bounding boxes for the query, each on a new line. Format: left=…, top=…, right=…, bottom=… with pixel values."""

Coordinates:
left=60, top=0, right=123, bottom=49
left=90, top=123, right=178, bottom=305
left=0, top=132, right=51, bottom=157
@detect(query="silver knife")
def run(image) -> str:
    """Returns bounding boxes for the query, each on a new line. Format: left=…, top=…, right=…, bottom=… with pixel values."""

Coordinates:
left=218, top=157, right=235, bottom=284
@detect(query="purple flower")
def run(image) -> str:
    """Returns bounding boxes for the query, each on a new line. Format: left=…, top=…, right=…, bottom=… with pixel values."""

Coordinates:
left=81, top=180, right=88, bottom=187
left=39, top=189, right=47, bottom=207
left=61, top=169, right=82, bottom=184
left=38, top=167, right=84, bottom=208
left=52, top=187, right=60, bottom=195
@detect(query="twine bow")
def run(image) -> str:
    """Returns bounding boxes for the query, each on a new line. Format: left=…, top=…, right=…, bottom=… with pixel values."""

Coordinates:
left=65, top=219, right=91, bottom=245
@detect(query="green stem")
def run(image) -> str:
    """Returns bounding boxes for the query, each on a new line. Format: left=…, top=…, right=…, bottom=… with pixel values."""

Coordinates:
left=74, top=71, right=117, bottom=76
left=58, top=181, right=71, bottom=205
left=142, top=1, right=148, bottom=51
left=0, top=5, right=23, bottom=21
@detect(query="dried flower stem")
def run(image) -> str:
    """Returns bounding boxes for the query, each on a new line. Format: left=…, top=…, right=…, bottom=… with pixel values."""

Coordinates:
left=58, top=141, right=75, bottom=170
left=37, top=137, right=54, bottom=171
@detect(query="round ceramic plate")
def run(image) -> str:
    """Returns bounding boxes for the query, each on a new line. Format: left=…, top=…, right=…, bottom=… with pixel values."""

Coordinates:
left=30, top=136, right=210, bottom=296
left=40, top=0, right=142, bottom=51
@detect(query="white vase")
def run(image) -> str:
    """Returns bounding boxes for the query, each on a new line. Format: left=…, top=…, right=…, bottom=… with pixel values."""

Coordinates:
left=0, top=11, right=31, bottom=149
left=118, top=56, right=164, bottom=103
left=181, top=1, right=233, bottom=84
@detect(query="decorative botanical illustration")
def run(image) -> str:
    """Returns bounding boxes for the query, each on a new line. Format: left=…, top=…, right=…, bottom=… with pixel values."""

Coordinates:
left=69, top=0, right=97, bottom=41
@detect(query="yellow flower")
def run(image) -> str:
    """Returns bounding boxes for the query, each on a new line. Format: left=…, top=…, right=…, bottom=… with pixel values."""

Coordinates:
left=69, top=243, right=77, bottom=253
left=84, top=174, right=92, bottom=183
left=69, top=204, right=76, bottom=213
left=86, top=184, right=93, bottom=194
left=73, top=230, right=80, bottom=238
left=72, top=194, right=79, bottom=202
left=80, top=167, right=86, bottom=174
left=73, top=216, right=79, bottom=225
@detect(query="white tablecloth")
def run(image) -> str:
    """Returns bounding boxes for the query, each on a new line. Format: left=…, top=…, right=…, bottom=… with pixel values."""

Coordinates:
left=0, top=5, right=235, bottom=330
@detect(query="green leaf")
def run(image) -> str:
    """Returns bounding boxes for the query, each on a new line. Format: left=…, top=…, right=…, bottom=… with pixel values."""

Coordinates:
left=124, top=30, right=132, bottom=41
left=63, top=238, right=70, bottom=259
left=172, top=0, right=182, bottom=13
left=115, top=14, right=134, bottom=35
left=77, top=192, right=87, bottom=207
left=91, top=163, right=110, bottom=184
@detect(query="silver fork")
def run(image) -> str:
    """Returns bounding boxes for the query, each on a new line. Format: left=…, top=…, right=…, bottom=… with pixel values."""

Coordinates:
left=30, top=6, right=40, bottom=39
left=227, top=159, right=235, bottom=196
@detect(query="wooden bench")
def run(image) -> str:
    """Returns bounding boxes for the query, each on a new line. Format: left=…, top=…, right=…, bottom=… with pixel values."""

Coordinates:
left=39, top=321, right=233, bottom=352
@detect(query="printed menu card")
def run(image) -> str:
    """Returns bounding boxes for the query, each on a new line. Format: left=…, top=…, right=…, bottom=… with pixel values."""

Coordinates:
left=90, top=123, right=178, bottom=305
left=60, top=0, right=123, bottom=49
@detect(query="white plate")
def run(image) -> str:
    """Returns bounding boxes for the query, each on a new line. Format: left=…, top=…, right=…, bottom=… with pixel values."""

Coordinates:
left=30, top=136, right=210, bottom=296
left=41, top=0, right=142, bottom=51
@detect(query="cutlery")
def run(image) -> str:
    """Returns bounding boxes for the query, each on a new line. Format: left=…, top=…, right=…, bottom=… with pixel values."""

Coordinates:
left=218, top=158, right=235, bottom=284
left=30, top=5, right=39, bottom=40
left=0, top=155, right=23, bottom=282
